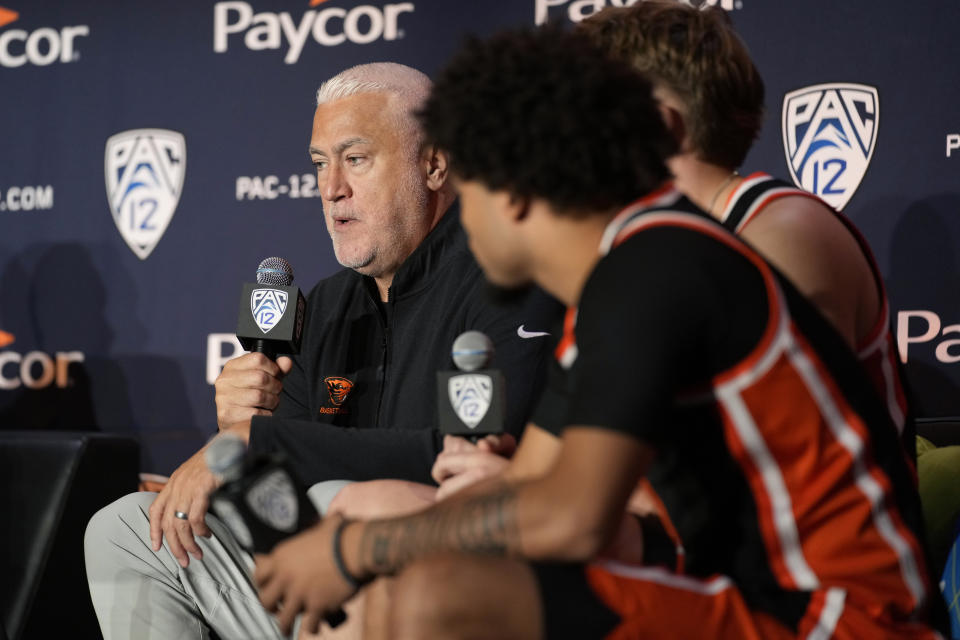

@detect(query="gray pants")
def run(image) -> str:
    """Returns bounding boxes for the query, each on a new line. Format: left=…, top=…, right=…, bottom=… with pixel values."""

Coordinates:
left=84, top=482, right=351, bottom=640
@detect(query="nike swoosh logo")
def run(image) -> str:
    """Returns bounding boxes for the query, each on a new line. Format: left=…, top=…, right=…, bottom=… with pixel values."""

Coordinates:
left=517, top=325, right=550, bottom=339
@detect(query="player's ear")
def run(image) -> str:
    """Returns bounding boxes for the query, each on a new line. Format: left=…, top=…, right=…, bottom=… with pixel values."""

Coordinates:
left=652, top=85, right=688, bottom=152
left=658, top=102, right=686, bottom=150
left=425, top=145, right=450, bottom=192
left=508, top=193, right=531, bottom=222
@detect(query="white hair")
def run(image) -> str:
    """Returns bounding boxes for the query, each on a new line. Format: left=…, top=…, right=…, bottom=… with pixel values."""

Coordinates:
left=316, top=62, right=431, bottom=149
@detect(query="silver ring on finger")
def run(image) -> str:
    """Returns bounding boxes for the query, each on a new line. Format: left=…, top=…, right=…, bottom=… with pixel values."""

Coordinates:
left=174, top=510, right=189, bottom=520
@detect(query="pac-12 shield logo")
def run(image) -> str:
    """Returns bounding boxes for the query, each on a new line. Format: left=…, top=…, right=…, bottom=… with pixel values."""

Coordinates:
left=105, top=129, right=186, bottom=259
left=250, top=289, right=288, bottom=333
left=245, top=468, right=298, bottom=532
left=448, top=373, right=492, bottom=429
left=782, top=83, right=878, bottom=211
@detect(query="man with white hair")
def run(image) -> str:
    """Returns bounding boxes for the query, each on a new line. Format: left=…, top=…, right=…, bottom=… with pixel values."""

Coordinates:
left=83, top=62, right=557, bottom=639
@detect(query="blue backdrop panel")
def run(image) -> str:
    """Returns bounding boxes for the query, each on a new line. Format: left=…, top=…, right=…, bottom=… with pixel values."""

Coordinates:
left=1, top=0, right=958, bottom=473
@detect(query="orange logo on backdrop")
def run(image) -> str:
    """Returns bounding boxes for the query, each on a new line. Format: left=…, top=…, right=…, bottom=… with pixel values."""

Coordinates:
left=0, top=6, right=19, bottom=29
left=324, top=376, right=353, bottom=406
left=308, top=0, right=331, bottom=5
left=0, top=330, right=14, bottom=348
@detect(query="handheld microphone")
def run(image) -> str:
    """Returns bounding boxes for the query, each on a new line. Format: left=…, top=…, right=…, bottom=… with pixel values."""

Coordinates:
left=436, top=330, right=506, bottom=439
left=205, top=433, right=347, bottom=628
left=235, top=257, right=306, bottom=360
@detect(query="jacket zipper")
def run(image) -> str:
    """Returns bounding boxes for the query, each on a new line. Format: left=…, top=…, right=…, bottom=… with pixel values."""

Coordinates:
left=373, top=291, right=392, bottom=428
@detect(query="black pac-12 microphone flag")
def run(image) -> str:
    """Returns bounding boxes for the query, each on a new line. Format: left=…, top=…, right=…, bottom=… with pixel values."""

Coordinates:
left=235, top=256, right=306, bottom=360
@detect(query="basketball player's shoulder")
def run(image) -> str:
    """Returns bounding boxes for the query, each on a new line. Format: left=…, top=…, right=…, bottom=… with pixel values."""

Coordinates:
left=742, top=192, right=841, bottom=243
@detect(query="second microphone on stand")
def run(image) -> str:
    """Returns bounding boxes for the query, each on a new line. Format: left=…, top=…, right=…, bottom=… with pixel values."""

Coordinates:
left=437, top=330, right=505, bottom=439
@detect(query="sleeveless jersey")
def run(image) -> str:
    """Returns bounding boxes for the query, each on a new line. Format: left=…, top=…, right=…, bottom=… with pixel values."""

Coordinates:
left=718, top=172, right=909, bottom=438
left=550, top=187, right=933, bottom=635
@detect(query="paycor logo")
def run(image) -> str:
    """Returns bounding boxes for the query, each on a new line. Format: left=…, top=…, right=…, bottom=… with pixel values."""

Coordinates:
left=0, top=6, right=89, bottom=68
left=898, top=311, right=960, bottom=364
left=0, top=331, right=85, bottom=390
left=214, top=1, right=415, bottom=65
left=535, top=0, right=739, bottom=25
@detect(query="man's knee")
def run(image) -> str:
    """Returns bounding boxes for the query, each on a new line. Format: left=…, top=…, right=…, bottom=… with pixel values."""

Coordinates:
left=85, top=491, right=156, bottom=562
left=324, top=482, right=354, bottom=517
left=308, top=480, right=354, bottom=516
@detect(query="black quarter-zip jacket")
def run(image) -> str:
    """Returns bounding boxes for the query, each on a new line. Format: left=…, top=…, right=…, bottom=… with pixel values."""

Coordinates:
left=247, top=207, right=561, bottom=487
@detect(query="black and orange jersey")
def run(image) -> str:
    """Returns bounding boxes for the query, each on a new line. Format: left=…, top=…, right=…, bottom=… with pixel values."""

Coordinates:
left=719, top=172, right=910, bottom=444
left=545, top=189, right=937, bottom=636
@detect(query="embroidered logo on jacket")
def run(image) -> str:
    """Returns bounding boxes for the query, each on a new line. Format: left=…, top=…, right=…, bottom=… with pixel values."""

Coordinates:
left=320, top=376, right=353, bottom=414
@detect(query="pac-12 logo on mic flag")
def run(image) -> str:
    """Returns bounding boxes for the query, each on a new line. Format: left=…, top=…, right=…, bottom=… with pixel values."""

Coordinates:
left=105, top=128, right=186, bottom=260
left=244, top=468, right=299, bottom=533
left=448, top=373, right=493, bottom=429
left=251, top=289, right=288, bottom=333
left=781, top=83, right=878, bottom=211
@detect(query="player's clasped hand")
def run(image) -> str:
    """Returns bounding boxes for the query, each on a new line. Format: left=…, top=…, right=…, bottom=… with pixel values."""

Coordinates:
left=254, top=515, right=358, bottom=636
left=214, top=352, right=293, bottom=430
left=432, top=433, right=516, bottom=500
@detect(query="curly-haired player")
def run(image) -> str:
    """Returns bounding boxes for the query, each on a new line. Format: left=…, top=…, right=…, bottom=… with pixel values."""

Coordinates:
left=251, top=26, right=939, bottom=639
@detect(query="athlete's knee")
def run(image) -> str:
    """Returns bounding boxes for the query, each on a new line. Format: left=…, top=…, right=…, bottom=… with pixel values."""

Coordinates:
left=388, top=555, right=471, bottom=639
left=391, top=556, right=541, bottom=640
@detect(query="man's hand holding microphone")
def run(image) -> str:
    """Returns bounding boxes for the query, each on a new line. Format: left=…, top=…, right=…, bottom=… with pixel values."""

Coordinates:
left=150, top=257, right=305, bottom=567
left=215, top=352, right=293, bottom=429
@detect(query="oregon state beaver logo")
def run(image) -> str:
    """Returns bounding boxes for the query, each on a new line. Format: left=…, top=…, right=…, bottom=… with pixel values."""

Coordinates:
left=324, top=376, right=353, bottom=406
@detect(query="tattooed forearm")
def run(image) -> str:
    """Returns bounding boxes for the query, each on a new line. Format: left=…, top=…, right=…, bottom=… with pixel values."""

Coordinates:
left=358, top=486, right=520, bottom=576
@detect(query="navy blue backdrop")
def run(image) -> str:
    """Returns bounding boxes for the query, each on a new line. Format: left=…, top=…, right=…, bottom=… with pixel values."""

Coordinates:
left=2, top=0, right=959, bottom=474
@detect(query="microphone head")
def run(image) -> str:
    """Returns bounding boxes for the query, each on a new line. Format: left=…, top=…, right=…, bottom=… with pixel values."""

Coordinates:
left=256, top=257, right=294, bottom=286
left=451, top=330, right=494, bottom=372
left=205, top=433, right=247, bottom=481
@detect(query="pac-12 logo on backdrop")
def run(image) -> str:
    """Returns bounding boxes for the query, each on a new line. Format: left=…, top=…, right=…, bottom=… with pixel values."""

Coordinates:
left=251, top=289, right=288, bottom=333
left=105, top=129, right=186, bottom=260
left=782, top=83, right=878, bottom=211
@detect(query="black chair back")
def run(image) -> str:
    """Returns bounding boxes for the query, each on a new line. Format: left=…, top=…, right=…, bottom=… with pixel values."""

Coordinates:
left=0, top=431, right=138, bottom=640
